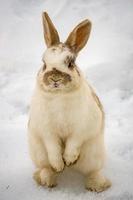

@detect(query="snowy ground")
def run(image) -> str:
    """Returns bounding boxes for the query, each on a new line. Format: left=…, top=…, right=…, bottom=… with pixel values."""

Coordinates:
left=0, top=0, right=133, bottom=199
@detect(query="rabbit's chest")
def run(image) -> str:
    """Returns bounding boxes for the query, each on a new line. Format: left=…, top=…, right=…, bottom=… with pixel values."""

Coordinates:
left=44, top=96, right=88, bottom=137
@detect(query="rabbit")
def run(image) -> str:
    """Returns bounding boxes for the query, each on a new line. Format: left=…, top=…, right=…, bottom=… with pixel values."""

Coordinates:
left=28, top=12, right=111, bottom=192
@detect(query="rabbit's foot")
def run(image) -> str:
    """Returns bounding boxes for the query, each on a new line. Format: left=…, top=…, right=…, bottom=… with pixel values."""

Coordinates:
left=33, top=167, right=57, bottom=188
left=85, top=171, right=111, bottom=192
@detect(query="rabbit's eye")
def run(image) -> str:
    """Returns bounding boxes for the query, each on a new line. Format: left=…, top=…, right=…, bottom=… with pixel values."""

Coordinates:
left=68, top=61, right=74, bottom=69
left=68, top=62, right=72, bottom=68
left=65, top=55, right=75, bottom=69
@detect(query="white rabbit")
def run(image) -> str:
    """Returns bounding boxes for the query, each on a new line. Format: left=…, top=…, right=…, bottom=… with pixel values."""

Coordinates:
left=28, top=12, right=111, bottom=192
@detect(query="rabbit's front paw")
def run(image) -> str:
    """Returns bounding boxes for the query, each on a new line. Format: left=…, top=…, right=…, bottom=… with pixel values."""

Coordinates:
left=63, top=148, right=80, bottom=166
left=50, top=157, right=64, bottom=172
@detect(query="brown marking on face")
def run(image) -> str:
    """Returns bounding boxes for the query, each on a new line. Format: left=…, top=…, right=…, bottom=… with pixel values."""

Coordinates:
left=65, top=56, right=80, bottom=77
left=64, top=55, right=71, bottom=65
left=58, top=43, right=69, bottom=52
left=64, top=54, right=80, bottom=77
left=64, top=55, right=76, bottom=70
left=43, top=68, right=72, bottom=86
left=51, top=43, right=69, bottom=52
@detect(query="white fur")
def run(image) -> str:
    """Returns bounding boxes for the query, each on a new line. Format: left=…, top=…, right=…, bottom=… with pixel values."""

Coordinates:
left=28, top=12, right=111, bottom=191
left=43, top=44, right=73, bottom=67
left=27, top=18, right=112, bottom=189
left=28, top=46, right=111, bottom=191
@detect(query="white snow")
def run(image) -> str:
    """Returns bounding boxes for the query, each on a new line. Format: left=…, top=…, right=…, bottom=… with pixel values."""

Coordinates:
left=0, top=0, right=133, bottom=199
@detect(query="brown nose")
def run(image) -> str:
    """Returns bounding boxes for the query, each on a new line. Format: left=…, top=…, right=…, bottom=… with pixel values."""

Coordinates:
left=49, top=77, right=62, bottom=83
left=43, top=68, right=71, bottom=86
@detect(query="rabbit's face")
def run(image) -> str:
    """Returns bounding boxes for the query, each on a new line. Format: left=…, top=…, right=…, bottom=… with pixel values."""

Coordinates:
left=37, top=12, right=91, bottom=93
left=38, top=43, right=81, bottom=93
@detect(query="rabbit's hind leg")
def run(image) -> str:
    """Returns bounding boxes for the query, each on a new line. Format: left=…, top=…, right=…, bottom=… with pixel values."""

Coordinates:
left=33, top=167, right=57, bottom=187
left=28, top=132, right=57, bottom=187
left=74, top=134, right=111, bottom=192
left=85, top=171, right=111, bottom=192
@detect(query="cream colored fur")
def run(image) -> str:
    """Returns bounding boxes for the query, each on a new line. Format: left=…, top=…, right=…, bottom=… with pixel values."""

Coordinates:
left=28, top=12, right=111, bottom=192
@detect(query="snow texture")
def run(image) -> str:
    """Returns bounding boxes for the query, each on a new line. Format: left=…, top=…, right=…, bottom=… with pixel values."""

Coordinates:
left=0, top=0, right=133, bottom=199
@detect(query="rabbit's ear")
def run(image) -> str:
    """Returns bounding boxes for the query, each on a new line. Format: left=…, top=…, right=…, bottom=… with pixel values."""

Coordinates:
left=65, top=19, right=91, bottom=53
left=42, top=12, right=60, bottom=47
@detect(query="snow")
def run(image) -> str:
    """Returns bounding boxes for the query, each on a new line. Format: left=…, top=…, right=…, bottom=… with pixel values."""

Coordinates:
left=0, top=0, right=133, bottom=199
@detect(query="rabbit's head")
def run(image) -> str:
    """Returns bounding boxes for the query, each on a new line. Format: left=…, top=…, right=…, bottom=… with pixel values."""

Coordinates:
left=37, top=12, right=91, bottom=93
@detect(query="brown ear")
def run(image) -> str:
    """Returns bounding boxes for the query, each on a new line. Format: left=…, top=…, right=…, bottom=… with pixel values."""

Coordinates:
left=42, top=12, right=60, bottom=47
left=65, top=19, right=91, bottom=53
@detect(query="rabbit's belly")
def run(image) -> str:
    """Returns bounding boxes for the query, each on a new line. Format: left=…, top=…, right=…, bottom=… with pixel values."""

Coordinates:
left=45, top=100, right=103, bottom=140
left=46, top=105, right=91, bottom=140
left=47, top=109, right=76, bottom=138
